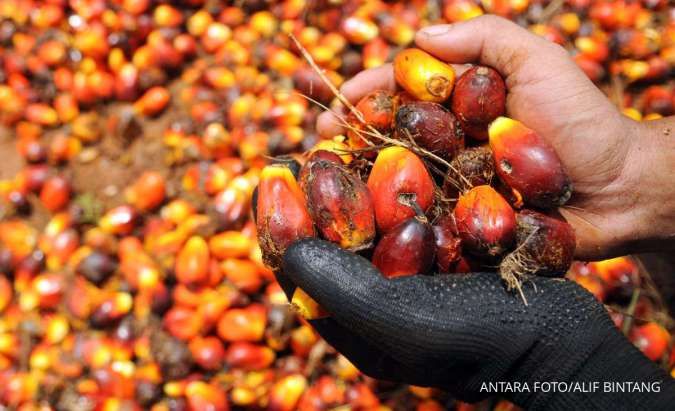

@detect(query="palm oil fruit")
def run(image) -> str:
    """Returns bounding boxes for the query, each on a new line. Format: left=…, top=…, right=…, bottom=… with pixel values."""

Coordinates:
left=444, top=146, right=495, bottom=198
left=347, top=90, right=397, bottom=151
left=394, top=48, right=455, bottom=103
left=454, top=185, right=516, bottom=258
left=451, top=66, right=506, bottom=140
left=500, top=210, right=576, bottom=287
left=291, top=287, right=328, bottom=320
left=395, top=101, right=464, bottom=160
left=489, top=117, right=572, bottom=209
left=300, top=160, right=375, bottom=251
left=432, top=213, right=462, bottom=273
left=256, top=164, right=315, bottom=270
left=366, top=146, right=435, bottom=232
left=372, top=213, right=436, bottom=278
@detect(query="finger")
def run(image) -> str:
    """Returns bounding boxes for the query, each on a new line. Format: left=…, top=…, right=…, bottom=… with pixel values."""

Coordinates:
left=317, top=104, right=347, bottom=139
left=415, top=16, right=569, bottom=80
left=316, top=62, right=471, bottom=138
left=283, top=239, right=496, bottom=365
left=316, top=65, right=395, bottom=138
left=340, top=63, right=396, bottom=103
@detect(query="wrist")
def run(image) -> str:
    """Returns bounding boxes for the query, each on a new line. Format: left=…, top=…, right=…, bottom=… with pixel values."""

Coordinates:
left=618, top=118, right=675, bottom=254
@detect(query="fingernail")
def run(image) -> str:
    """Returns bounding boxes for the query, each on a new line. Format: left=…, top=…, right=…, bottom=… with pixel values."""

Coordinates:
left=419, top=24, right=453, bottom=37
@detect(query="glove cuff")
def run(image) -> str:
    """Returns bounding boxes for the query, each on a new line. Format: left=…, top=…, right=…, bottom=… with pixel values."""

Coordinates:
left=517, top=325, right=675, bottom=411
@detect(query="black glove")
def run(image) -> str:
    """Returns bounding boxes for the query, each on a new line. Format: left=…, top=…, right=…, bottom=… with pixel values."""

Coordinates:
left=279, top=238, right=675, bottom=411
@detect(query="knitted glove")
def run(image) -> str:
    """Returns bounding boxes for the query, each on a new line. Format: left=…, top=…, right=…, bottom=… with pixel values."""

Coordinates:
left=280, top=238, right=675, bottom=410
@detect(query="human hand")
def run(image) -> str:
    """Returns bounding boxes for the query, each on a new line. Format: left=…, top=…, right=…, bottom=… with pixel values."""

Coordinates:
left=281, top=238, right=675, bottom=409
left=317, top=15, right=675, bottom=260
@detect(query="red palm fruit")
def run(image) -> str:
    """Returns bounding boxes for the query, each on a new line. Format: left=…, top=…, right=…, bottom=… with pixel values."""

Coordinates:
left=217, top=304, right=267, bottom=342
left=630, top=322, right=670, bottom=361
left=367, top=147, right=434, bottom=232
left=115, top=63, right=139, bottom=101
left=346, top=383, right=380, bottom=409
left=298, top=150, right=343, bottom=183
left=489, top=117, right=572, bottom=208
left=188, top=336, right=225, bottom=371
left=574, top=55, right=605, bottom=82
left=432, top=213, right=462, bottom=273
left=0, top=276, right=11, bottom=313
left=301, top=161, right=375, bottom=251
left=372, top=212, right=436, bottom=278
left=185, top=381, right=229, bottom=411
left=125, top=171, right=166, bottom=211
left=450, top=66, right=506, bottom=140
left=444, top=146, right=496, bottom=198
left=454, top=185, right=516, bottom=258
left=395, top=101, right=464, bottom=160
left=31, top=273, right=65, bottom=309
left=256, top=165, right=315, bottom=269
left=269, top=374, right=308, bottom=411
left=292, top=67, right=337, bottom=105
left=224, top=342, right=275, bottom=370
left=500, top=210, right=575, bottom=287
left=40, top=175, right=71, bottom=212
left=642, top=86, right=673, bottom=116
left=175, top=236, right=210, bottom=286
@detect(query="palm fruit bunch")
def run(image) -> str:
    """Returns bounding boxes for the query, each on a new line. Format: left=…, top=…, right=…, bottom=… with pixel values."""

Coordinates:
left=256, top=47, right=577, bottom=309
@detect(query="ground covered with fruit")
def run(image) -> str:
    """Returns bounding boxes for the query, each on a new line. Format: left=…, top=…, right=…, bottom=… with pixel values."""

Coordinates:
left=0, top=1, right=673, bottom=410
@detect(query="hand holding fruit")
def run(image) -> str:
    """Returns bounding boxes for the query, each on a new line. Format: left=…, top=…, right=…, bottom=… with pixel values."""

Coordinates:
left=319, top=15, right=675, bottom=260
left=281, top=239, right=675, bottom=409
left=254, top=15, right=675, bottom=409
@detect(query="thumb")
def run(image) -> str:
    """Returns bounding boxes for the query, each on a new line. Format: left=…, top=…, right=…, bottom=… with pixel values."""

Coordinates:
left=415, top=15, right=572, bottom=82
left=282, top=238, right=392, bottom=318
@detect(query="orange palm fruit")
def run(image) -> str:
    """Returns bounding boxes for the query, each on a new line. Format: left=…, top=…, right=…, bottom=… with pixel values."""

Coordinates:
left=185, top=381, right=229, bottom=411
left=268, top=374, right=308, bottom=411
left=630, top=322, right=670, bottom=361
left=217, top=304, right=267, bottom=342
left=367, top=147, right=434, bottom=232
left=291, top=287, right=328, bottom=320
left=454, top=185, right=516, bottom=258
left=175, top=236, right=210, bottom=286
left=39, top=176, right=71, bottom=212
left=341, top=16, right=379, bottom=45
left=256, top=165, right=315, bottom=269
left=134, top=86, right=170, bottom=116
left=394, top=48, right=455, bottom=102
left=489, top=117, right=572, bottom=208
left=125, top=171, right=166, bottom=212
left=163, top=306, right=204, bottom=341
